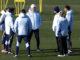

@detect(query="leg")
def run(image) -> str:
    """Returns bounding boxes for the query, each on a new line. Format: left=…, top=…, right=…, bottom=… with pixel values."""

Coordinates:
left=58, top=37, right=64, bottom=55
left=9, top=34, right=14, bottom=52
left=67, top=32, right=72, bottom=50
left=34, top=29, right=40, bottom=49
left=5, top=35, right=9, bottom=52
left=62, top=36, right=68, bottom=54
left=2, top=32, right=6, bottom=50
left=15, top=36, right=22, bottom=55
left=56, top=37, right=59, bottom=51
left=1, top=34, right=6, bottom=53
left=24, top=36, right=31, bottom=56
left=28, top=30, right=33, bottom=45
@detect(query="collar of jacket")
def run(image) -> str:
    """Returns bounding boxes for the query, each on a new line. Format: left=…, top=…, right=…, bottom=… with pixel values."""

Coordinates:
left=67, top=10, right=74, bottom=15
left=19, top=13, right=27, bottom=18
left=6, top=12, right=13, bottom=17
left=28, top=9, right=37, bottom=13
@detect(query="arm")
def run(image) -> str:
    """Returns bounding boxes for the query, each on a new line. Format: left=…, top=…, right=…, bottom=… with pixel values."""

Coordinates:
left=52, top=18, right=55, bottom=31
left=52, top=15, right=57, bottom=32
left=0, top=14, right=6, bottom=24
left=10, top=17, right=15, bottom=33
left=39, top=13, right=42, bottom=27
left=56, top=21, right=61, bottom=37
left=67, top=14, right=73, bottom=32
left=28, top=18, right=32, bottom=33
left=14, top=18, right=18, bottom=34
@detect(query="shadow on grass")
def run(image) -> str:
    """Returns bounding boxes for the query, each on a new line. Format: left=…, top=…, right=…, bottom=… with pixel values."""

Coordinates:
left=72, top=48, right=80, bottom=52
left=69, top=48, right=80, bottom=56
left=31, top=49, right=57, bottom=53
left=13, top=48, right=80, bottom=57
left=17, top=49, right=57, bottom=57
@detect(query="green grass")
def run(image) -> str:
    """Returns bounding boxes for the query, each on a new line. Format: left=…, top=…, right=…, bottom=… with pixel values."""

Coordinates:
left=0, top=0, right=80, bottom=60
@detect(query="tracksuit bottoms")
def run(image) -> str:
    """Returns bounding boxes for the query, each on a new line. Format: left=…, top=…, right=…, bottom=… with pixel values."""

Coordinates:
left=5, top=33, right=14, bottom=52
left=58, top=36, right=68, bottom=55
left=28, top=29, right=40, bottom=49
left=15, top=35, right=30, bottom=55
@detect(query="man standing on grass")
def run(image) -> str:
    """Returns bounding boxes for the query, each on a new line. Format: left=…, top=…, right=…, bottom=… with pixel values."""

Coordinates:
left=27, top=4, right=42, bottom=51
left=64, top=5, right=74, bottom=53
left=56, top=11, right=68, bottom=57
left=5, top=8, right=15, bottom=54
left=52, top=6, right=60, bottom=52
left=14, top=9, right=32, bottom=57
left=0, top=8, right=14, bottom=53
left=0, top=9, right=7, bottom=53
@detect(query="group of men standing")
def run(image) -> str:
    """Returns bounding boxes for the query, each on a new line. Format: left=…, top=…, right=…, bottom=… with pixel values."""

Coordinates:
left=52, top=6, right=73, bottom=57
left=0, top=4, right=74, bottom=57
left=0, top=4, right=42, bottom=57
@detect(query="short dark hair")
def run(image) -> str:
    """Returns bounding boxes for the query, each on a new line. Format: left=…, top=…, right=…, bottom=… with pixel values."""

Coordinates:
left=6, top=7, right=10, bottom=10
left=54, top=6, right=60, bottom=13
left=20, top=9, right=26, bottom=13
left=5, top=7, right=10, bottom=12
left=65, top=5, right=71, bottom=10
left=9, top=8, right=15, bottom=13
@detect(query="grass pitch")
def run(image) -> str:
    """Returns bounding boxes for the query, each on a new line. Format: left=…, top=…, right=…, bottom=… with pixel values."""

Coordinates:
left=0, top=0, right=80, bottom=60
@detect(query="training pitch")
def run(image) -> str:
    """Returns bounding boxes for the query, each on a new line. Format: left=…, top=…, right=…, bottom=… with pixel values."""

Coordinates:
left=0, top=0, right=80, bottom=60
